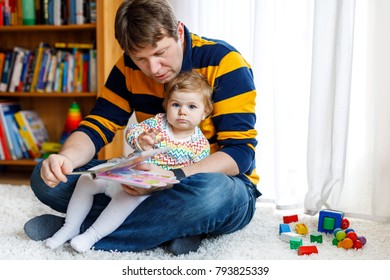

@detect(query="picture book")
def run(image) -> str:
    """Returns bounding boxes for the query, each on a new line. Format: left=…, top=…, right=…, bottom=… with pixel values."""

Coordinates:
left=14, top=110, right=49, bottom=158
left=71, top=148, right=180, bottom=190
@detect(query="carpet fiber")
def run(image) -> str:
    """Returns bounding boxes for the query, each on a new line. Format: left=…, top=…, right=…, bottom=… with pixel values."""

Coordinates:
left=1, top=184, right=389, bottom=260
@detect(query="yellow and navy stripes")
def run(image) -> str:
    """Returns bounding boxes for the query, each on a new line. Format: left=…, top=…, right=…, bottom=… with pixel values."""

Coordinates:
left=76, top=26, right=258, bottom=186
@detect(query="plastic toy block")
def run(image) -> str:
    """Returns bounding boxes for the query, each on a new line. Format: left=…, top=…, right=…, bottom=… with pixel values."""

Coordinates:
left=310, top=233, right=323, bottom=243
left=290, top=237, right=303, bottom=250
left=280, top=232, right=301, bottom=242
left=318, top=209, right=344, bottom=233
left=283, top=214, right=298, bottom=224
left=279, top=224, right=291, bottom=235
left=297, top=245, right=318, bottom=256
left=323, top=217, right=335, bottom=230
left=295, top=223, right=308, bottom=235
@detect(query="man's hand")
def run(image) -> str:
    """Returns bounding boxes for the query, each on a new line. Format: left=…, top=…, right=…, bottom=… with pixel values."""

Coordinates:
left=122, top=183, right=173, bottom=196
left=122, top=184, right=155, bottom=196
left=40, top=154, right=74, bottom=188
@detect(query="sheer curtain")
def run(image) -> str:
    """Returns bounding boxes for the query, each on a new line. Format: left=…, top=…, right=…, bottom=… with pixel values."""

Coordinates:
left=169, top=0, right=390, bottom=221
left=327, top=0, right=390, bottom=221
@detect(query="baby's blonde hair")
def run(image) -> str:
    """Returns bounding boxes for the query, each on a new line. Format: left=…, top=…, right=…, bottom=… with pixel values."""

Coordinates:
left=163, top=71, right=213, bottom=116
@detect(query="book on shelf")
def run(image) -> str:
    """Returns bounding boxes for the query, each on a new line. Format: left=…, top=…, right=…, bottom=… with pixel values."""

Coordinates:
left=61, top=52, right=69, bottom=92
left=30, top=42, right=50, bottom=92
left=14, top=110, right=49, bottom=159
left=0, top=2, right=4, bottom=26
left=50, top=0, right=62, bottom=26
left=0, top=42, right=97, bottom=93
left=0, top=1, right=11, bottom=26
left=0, top=51, right=6, bottom=83
left=89, top=48, right=97, bottom=92
left=10, top=113, right=30, bottom=159
left=0, top=42, right=96, bottom=93
left=0, top=133, right=4, bottom=159
left=66, top=52, right=75, bottom=93
left=0, top=0, right=97, bottom=26
left=36, top=48, right=52, bottom=92
left=54, top=42, right=94, bottom=49
left=89, top=0, right=96, bottom=23
left=70, top=148, right=180, bottom=192
left=5, top=107, right=29, bottom=159
left=23, top=49, right=36, bottom=92
left=75, top=0, right=85, bottom=24
left=53, top=50, right=63, bottom=92
left=17, top=49, right=33, bottom=92
left=0, top=100, right=22, bottom=160
left=0, top=45, right=26, bottom=92
left=8, top=46, right=29, bottom=92
left=81, top=51, right=88, bottom=92
left=0, top=51, right=13, bottom=92
left=44, top=52, right=58, bottom=92
left=0, top=110, right=12, bottom=160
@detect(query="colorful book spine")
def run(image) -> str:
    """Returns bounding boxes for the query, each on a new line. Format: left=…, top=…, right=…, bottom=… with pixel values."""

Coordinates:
left=89, top=49, right=97, bottom=92
left=8, top=47, right=28, bottom=92
left=0, top=101, right=22, bottom=160
left=0, top=51, right=12, bottom=92
left=0, top=113, right=12, bottom=160
left=30, top=42, right=49, bottom=92
left=0, top=51, right=6, bottom=83
left=16, top=50, right=31, bottom=92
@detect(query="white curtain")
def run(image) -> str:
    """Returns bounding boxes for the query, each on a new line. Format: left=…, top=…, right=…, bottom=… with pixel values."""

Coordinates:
left=327, top=0, right=390, bottom=221
left=169, top=0, right=390, bottom=221
left=305, top=0, right=355, bottom=215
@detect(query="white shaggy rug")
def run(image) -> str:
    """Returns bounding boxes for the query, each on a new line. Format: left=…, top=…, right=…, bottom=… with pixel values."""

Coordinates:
left=1, top=184, right=390, bottom=261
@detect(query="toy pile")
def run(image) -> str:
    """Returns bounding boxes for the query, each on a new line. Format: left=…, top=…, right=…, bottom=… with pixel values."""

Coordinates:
left=279, top=209, right=367, bottom=256
left=331, top=221, right=367, bottom=250
left=318, top=209, right=367, bottom=250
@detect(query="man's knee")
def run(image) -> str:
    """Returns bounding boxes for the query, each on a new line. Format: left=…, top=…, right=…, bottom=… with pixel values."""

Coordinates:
left=30, top=161, right=44, bottom=192
left=180, top=173, right=241, bottom=211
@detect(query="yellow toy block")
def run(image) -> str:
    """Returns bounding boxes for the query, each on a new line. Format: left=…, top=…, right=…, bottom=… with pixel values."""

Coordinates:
left=295, top=223, right=308, bottom=235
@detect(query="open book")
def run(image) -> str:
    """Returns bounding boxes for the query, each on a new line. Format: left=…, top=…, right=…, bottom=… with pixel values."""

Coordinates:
left=70, top=148, right=180, bottom=190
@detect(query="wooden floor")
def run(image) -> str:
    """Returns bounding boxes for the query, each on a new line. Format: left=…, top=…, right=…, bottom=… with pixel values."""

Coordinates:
left=0, top=166, right=34, bottom=186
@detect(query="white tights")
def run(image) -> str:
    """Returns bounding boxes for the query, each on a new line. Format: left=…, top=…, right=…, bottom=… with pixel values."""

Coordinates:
left=46, top=171, right=148, bottom=253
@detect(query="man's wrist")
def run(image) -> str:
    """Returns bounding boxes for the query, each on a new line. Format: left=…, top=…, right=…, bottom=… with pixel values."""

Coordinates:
left=172, top=168, right=186, bottom=180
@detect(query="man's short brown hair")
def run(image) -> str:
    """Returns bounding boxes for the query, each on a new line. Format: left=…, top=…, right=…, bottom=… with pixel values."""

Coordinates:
left=115, top=0, right=179, bottom=54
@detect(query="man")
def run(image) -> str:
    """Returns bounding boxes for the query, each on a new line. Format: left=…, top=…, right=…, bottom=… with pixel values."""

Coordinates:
left=25, top=0, right=260, bottom=255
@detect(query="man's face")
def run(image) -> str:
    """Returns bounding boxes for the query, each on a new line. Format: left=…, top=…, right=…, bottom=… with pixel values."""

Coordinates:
left=129, top=23, right=185, bottom=84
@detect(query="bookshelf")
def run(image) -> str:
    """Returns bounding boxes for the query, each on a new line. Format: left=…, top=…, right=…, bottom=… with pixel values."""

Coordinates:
left=0, top=0, right=124, bottom=168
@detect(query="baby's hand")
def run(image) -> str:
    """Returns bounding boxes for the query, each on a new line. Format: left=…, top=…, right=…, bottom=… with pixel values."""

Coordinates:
left=136, top=129, right=162, bottom=151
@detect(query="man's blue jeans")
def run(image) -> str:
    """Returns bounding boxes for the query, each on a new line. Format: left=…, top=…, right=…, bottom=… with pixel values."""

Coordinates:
left=30, top=159, right=260, bottom=252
